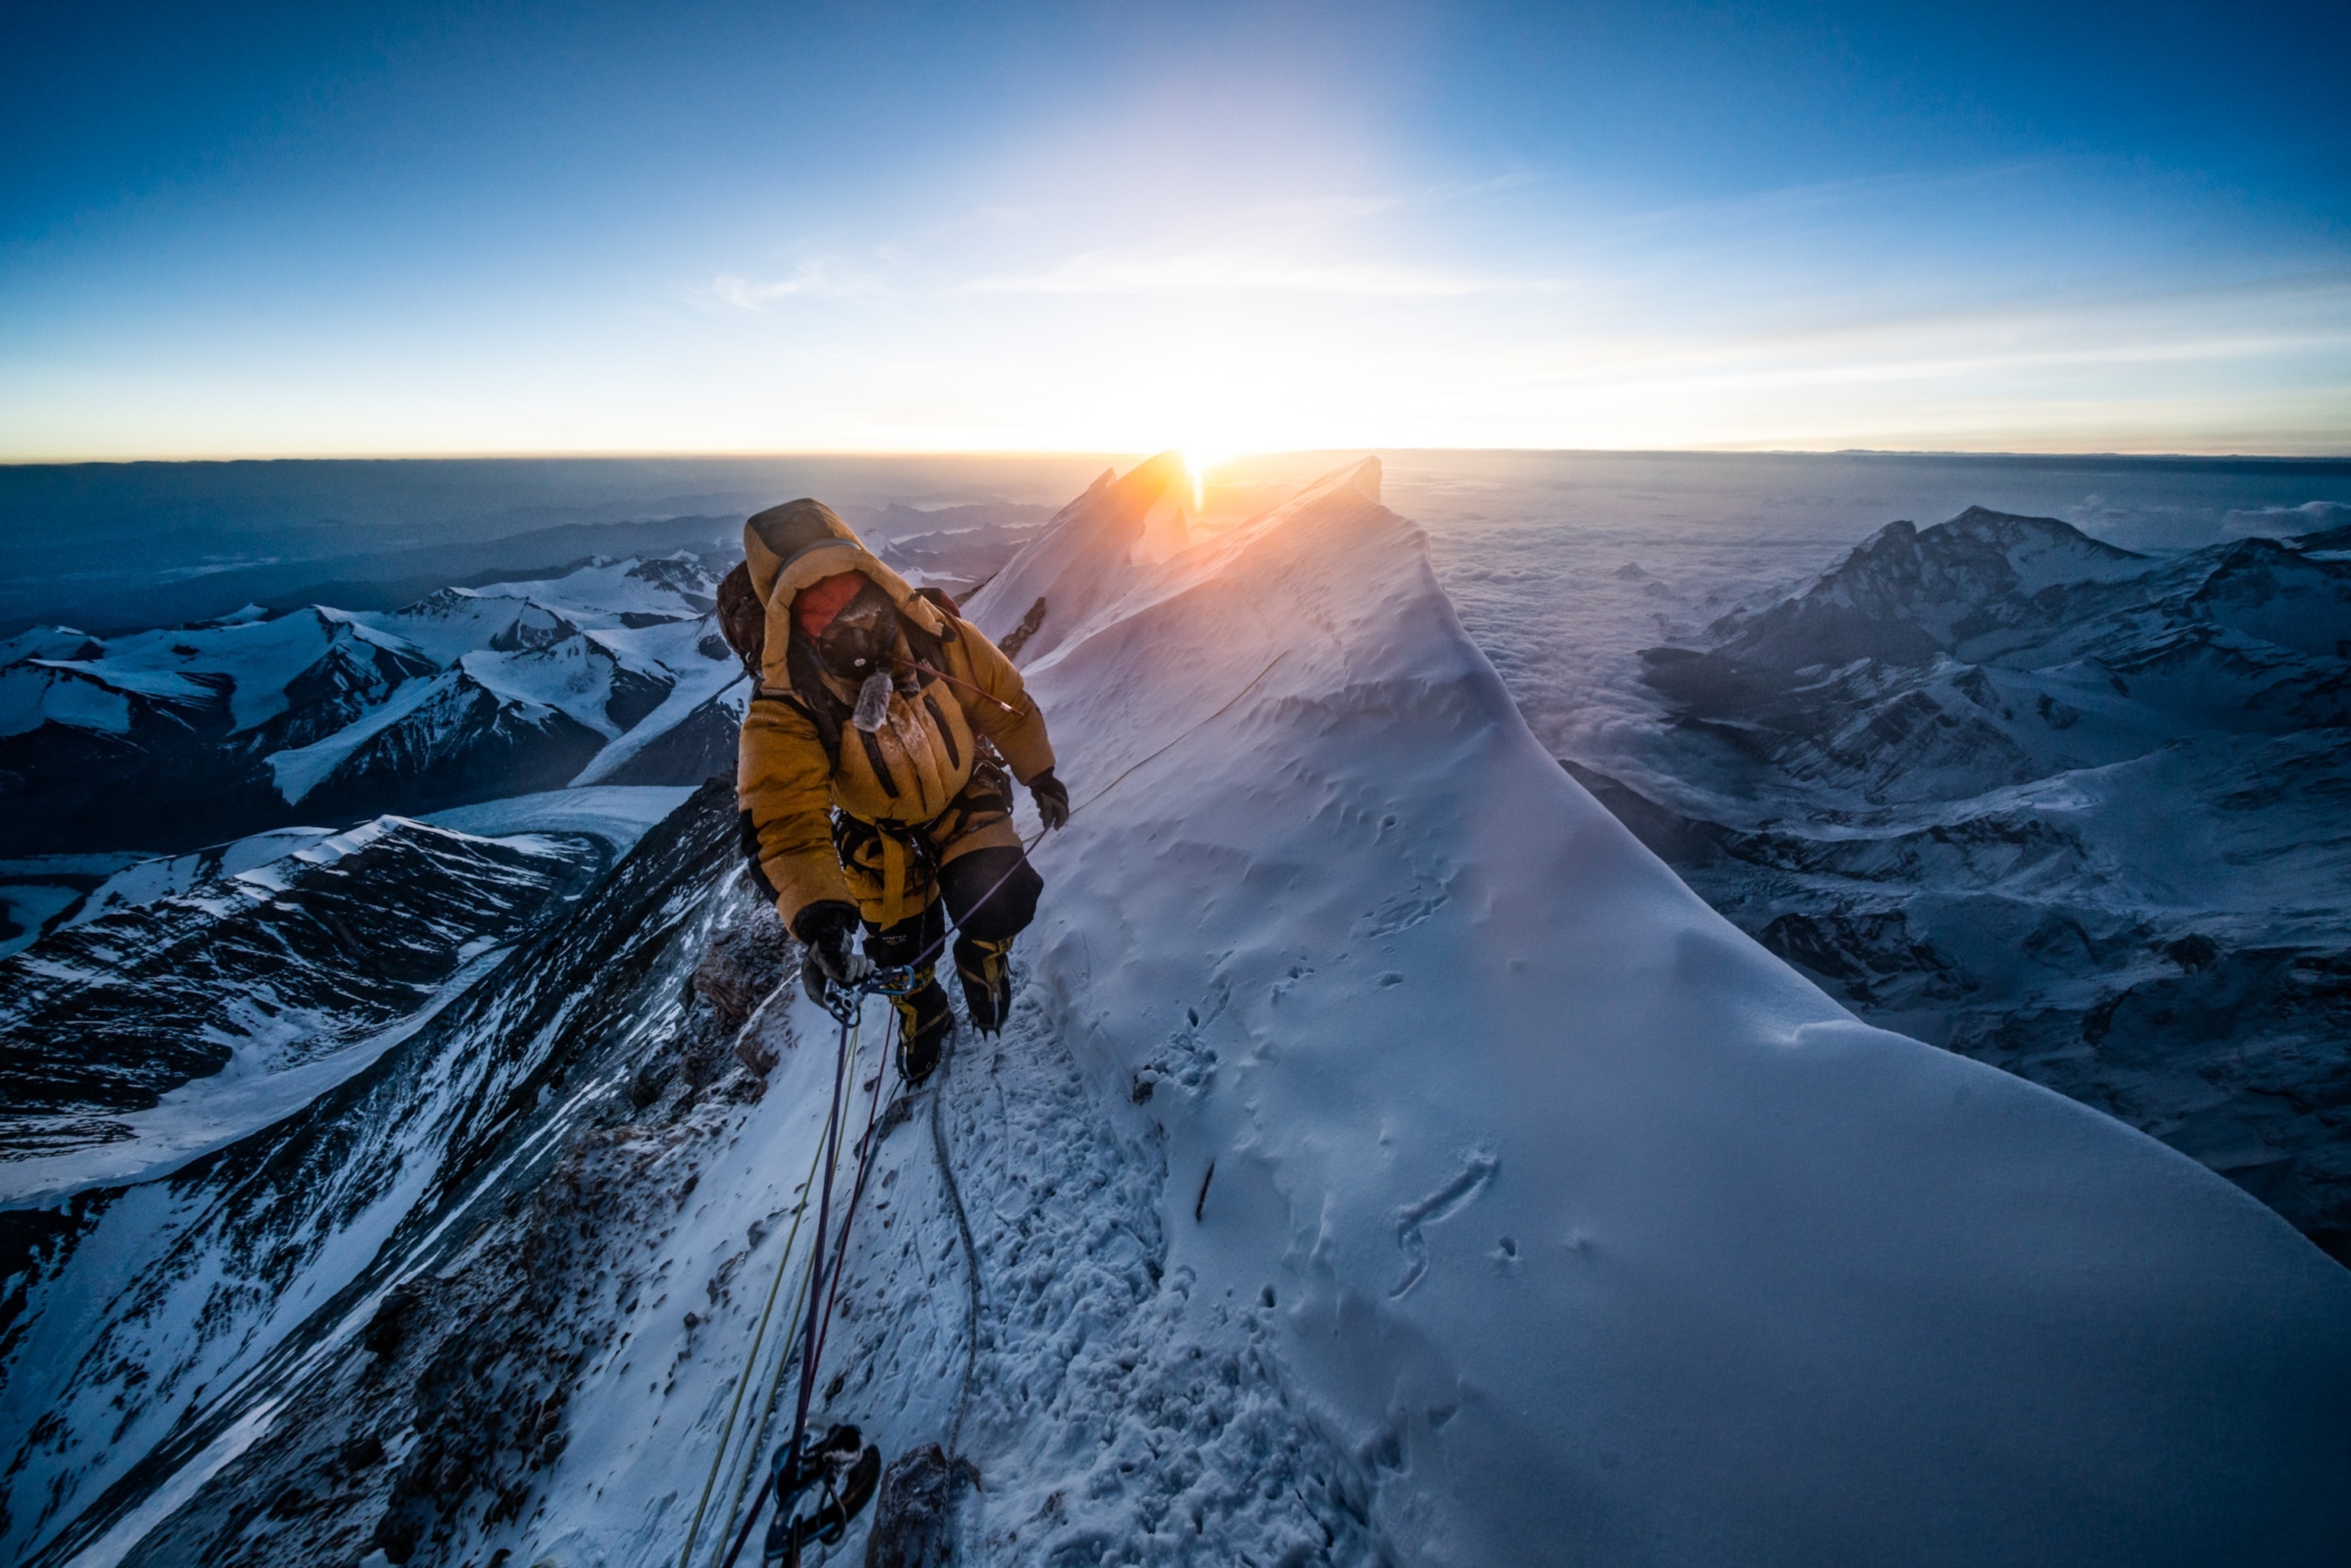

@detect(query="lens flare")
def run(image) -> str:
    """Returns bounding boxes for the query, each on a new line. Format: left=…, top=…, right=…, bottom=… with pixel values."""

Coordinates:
left=1180, top=448, right=1231, bottom=510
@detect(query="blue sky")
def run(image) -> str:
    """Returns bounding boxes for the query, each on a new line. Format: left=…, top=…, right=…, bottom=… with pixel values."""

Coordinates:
left=3, top=1, right=2346, bottom=458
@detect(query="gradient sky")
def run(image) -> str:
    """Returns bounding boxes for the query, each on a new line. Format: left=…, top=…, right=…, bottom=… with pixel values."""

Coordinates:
left=5, top=1, right=2346, bottom=459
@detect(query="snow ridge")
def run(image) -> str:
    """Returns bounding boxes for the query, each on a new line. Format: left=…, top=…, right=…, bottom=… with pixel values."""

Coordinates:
left=11, top=460, right=2349, bottom=1568
left=958, top=456, right=2351, bottom=1565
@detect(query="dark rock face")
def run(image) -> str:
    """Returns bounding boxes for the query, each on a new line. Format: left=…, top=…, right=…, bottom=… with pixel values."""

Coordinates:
left=693, top=912, right=794, bottom=1032
left=0, top=617, right=438, bottom=857
left=1595, top=509, right=2351, bottom=1263
left=1, top=785, right=765, bottom=1567
left=284, top=671, right=611, bottom=825
left=595, top=685, right=747, bottom=787
left=0, top=819, right=605, bottom=1149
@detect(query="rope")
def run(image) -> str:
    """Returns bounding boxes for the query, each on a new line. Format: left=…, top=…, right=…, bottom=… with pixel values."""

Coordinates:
left=705, top=1007, right=895, bottom=1566
left=804, top=1045, right=893, bottom=1415
left=1065, top=650, right=1288, bottom=821
left=677, top=1007, right=865, bottom=1568
left=931, top=1078, right=983, bottom=1455
left=713, top=1002, right=858, bottom=1568
left=716, top=996, right=897, bottom=1568
left=692, top=644, right=1290, bottom=1562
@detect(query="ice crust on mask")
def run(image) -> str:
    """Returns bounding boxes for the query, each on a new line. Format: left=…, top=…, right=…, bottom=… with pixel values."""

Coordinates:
left=851, top=669, right=892, bottom=732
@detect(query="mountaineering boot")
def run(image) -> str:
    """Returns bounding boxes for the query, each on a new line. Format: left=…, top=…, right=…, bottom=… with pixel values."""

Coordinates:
left=954, top=934, right=1016, bottom=1033
left=890, top=970, right=953, bottom=1086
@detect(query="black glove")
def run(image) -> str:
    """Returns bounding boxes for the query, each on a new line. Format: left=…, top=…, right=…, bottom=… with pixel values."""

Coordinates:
left=794, top=901, right=869, bottom=1006
left=1029, top=768, right=1070, bottom=831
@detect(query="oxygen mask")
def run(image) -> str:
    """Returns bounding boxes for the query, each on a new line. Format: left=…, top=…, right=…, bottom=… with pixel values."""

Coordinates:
left=818, top=611, right=893, bottom=680
left=820, top=606, right=900, bottom=732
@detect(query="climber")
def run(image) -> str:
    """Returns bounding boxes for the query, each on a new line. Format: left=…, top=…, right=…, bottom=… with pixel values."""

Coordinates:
left=719, top=499, right=1068, bottom=1085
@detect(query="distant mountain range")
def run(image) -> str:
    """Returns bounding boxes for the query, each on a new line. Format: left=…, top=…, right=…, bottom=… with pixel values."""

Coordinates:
left=1609, top=507, right=2351, bottom=1257
left=0, top=555, right=746, bottom=862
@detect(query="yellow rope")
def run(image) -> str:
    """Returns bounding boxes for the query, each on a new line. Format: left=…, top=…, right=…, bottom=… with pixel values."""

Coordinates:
left=676, top=1011, right=862, bottom=1568
left=710, top=1003, right=898, bottom=1558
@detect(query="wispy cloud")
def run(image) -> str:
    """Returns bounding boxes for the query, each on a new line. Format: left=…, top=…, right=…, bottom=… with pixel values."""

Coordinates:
left=960, top=247, right=1569, bottom=297
left=706, top=259, right=883, bottom=309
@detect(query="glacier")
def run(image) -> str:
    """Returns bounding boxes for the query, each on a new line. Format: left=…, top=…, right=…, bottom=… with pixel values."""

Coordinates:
left=2, top=455, right=2346, bottom=1566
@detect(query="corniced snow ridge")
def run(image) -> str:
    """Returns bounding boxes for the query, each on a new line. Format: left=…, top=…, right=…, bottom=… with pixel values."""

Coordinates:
left=8, top=455, right=2347, bottom=1568
left=954, top=451, right=2351, bottom=1565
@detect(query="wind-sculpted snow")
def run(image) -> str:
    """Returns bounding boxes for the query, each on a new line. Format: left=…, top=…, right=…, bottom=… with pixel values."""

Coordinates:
left=13, top=464, right=2349, bottom=1568
left=950, top=458, right=2351, bottom=1564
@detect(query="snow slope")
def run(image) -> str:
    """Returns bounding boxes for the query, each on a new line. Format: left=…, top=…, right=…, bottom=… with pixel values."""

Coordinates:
left=473, top=456, right=2351, bottom=1564
left=956, top=455, right=2351, bottom=1563
left=17, top=457, right=2349, bottom=1567
left=419, top=786, right=699, bottom=849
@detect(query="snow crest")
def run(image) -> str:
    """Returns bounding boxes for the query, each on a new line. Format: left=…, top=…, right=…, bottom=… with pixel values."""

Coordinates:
left=960, top=455, right=2351, bottom=1564
left=15, top=458, right=2349, bottom=1567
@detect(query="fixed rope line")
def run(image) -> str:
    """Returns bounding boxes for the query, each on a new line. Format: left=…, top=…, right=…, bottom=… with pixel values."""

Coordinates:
left=706, top=1245, right=816, bottom=1566
left=804, top=1048, right=895, bottom=1415
left=931, top=1078, right=983, bottom=1456
left=706, top=1006, right=895, bottom=1568
left=716, top=1001, right=857, bottom=1568
left=677, top=1005, right=862, bottom=1568
left=849, top=649, right=1295, bottom=1456
left=1066, top=649, right=1288, bottom=821
left=716, top=992, right=898, bottom=1568
left=696, top=644, right=1293, bottom=1562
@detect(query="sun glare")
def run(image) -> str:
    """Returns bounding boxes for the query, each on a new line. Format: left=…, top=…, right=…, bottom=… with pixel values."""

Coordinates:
left=1179, top=448, right=1231, bottom=510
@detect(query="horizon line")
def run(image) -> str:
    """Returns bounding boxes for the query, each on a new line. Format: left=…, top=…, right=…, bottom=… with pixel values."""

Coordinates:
left=6, top=444, right=2351, bottom=469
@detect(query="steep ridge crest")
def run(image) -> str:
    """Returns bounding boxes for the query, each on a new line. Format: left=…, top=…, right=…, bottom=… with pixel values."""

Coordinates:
left=967, top=457, right=2351, bottom=1566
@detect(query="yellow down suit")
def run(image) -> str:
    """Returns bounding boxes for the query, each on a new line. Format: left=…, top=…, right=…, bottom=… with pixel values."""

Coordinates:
left=734, top=500, right=1055, bottom=934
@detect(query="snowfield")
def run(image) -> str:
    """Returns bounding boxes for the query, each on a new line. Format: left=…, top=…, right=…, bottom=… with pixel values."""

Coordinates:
left=6, top=456, right=2349, bottom=1567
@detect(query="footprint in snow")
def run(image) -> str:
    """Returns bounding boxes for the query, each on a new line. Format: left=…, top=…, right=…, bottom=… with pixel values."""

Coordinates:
left=1391, top=1150, right=1499, bottom=1299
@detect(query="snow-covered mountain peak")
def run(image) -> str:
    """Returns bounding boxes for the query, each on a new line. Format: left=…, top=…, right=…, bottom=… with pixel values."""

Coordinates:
left=1708, top=506, right=2153, bottom=670
left=962, top=457, right=2351, bottom=1563
left=955, top=457, right=2351, bottom=1563
left=10, top=464, right=2346, bottom=1567
left=0, top=553, right=742, bottom=859
left=0, top=627, right=103, bottom=665
left=1936, top=504, right=2149, bottom=589
left=967, top=448, right=1193, bottom=664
